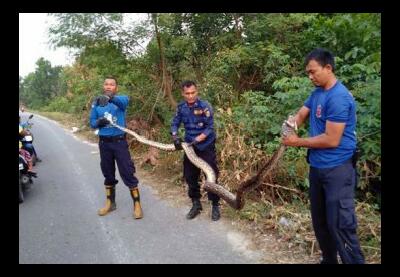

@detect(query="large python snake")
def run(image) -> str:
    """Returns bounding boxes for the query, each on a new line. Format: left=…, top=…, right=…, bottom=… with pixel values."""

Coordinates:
left=104, top=112, right=296, bottom=210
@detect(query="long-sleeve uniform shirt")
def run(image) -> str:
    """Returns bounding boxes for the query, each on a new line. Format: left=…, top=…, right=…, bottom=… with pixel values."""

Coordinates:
left=171, top=98, right=216, bottom=151
left=90, top=95, right=129, bottom=136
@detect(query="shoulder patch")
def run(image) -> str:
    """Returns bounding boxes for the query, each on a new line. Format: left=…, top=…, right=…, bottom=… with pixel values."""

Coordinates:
left=193, top=109, right=203, bottom=115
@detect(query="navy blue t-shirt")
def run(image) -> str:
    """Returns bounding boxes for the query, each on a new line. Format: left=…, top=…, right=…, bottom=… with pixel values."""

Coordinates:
left=304, top=81, right=357, bottom=168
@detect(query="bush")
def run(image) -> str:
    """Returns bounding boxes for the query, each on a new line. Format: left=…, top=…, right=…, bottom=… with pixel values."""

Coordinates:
left=42, top=96, right=70, bottom=113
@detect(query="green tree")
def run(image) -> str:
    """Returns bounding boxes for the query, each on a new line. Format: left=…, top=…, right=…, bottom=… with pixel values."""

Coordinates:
left=20, top=58, right=64, bottom=109
left=42, top=13, right=381, bottom=203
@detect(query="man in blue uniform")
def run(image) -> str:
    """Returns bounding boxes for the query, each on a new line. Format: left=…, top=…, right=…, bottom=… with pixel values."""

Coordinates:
left=90, top=76, right=143, bottom=219
left=282, top=48, right=364, bottom=264
left=171, top=80, right=221, bottom=221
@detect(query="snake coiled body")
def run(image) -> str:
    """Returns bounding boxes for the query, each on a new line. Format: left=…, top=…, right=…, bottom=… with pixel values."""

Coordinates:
left=105, top=113, right=296, bottom=210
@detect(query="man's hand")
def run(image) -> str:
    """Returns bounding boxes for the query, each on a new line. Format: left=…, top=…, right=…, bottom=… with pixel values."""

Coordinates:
left=97, top=95, right=111, bottom=107
left=172, top=135, right=183, bottom=150
left=104, top=90, right=114, bottom=100
left=283, top=121, right=345, bottom=149
left=195, top=134, right=207, bottom=143
left=282, top=133, right=301, bottom=147
left=96, top=117, right=110, bottom=128
left=281, top=115, right=298, bottom=137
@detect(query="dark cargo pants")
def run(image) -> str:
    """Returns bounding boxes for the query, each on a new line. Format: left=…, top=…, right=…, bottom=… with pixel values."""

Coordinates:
left=309, top=160, right=365, bottom=264
left=183, top=143, right=220, bottom=203
left=99, top=136, right=139, bottom=188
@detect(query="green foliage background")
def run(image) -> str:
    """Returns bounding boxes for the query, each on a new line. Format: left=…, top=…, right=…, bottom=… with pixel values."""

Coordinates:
left=19, top=13, right=381, bottom=205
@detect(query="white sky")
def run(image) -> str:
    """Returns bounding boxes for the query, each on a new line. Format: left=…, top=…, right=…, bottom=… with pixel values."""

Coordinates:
left=19, top=13, right=149, bottom=78
left=19, top=13, right=73, bottom=78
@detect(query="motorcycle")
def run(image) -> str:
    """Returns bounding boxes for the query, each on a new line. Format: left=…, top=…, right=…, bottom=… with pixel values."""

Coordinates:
left=20, top=114, right=38, bottom=165
left=19, top=153, right=37, bottom=203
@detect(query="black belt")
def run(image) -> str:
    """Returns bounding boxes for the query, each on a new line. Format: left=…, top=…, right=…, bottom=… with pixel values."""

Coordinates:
left=99, top=134, right=126, bottom=142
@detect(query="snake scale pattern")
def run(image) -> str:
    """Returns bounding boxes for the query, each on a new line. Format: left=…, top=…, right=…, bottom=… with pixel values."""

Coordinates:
left=104, top=112, right=296, bottom=210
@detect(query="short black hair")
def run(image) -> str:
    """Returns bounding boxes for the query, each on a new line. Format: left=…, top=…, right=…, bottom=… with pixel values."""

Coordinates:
left=180, top=80, right=197, bottom=90
left=105, top=75, right=118, bottom=85
left=305, top=48, right=335, bottom=72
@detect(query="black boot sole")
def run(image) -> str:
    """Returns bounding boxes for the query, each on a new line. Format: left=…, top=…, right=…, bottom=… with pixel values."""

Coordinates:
left=186, top=209, right=202, bottom=220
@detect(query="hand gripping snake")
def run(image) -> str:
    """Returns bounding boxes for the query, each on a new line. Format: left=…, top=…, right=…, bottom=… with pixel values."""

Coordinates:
left=103, top=112, right=297, bottom=210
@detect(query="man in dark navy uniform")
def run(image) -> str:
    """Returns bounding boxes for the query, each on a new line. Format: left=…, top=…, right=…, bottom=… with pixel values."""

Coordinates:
left=171, top=80, right=221, bottom=221
left=90, top=76, right=143, bottom=219
left=282, top=49, right=364, bottom=264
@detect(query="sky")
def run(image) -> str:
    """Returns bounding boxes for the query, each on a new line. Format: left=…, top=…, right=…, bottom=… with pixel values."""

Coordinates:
left=19, top=13, right=149, bottom=78
left=19, top=13, right=73, bottom=78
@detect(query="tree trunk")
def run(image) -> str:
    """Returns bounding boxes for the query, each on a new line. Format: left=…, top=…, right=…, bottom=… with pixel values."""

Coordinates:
left=152, top=13, right=177, bottom=110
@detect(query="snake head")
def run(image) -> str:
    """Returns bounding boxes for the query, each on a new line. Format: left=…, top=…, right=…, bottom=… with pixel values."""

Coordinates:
left=281, top=115, right=298, bottom=137
left=103, top=112, right=115, bottom=124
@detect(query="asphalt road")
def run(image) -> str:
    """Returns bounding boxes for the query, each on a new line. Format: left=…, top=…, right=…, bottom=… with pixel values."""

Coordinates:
left=19, top=113, right=260, bottom=264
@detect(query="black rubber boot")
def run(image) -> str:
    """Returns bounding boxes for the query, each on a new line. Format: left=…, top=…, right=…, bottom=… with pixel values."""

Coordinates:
left=186, top=198, right=202, bottom=219
left=211, top=202, right=220, bottom=221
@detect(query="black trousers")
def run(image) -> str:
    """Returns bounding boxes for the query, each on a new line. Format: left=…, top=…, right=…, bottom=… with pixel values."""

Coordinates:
left=309, top=160, right=365, bottom=264
left=99, top=137, right=139, bottom=188
left=183, top=143, right=220, bottom=203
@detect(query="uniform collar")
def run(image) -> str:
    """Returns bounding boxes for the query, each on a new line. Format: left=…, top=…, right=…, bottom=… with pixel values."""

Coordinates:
left=185, top=97, right=200, bottom=108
